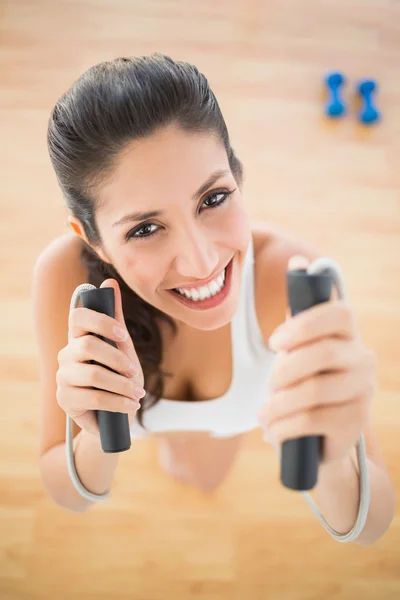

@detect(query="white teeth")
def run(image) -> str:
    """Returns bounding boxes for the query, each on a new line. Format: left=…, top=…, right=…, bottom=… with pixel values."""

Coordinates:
left=198, top=285, right=211, bottom=300
left=176, top=266, right=227, bottom=301
left=191, top=288, right=200, bottom=301
left=208, top=280, right=220, bottom=295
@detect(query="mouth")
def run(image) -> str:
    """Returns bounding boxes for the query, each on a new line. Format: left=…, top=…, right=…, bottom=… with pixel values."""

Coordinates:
left=167, top=256, right=234, bottom=311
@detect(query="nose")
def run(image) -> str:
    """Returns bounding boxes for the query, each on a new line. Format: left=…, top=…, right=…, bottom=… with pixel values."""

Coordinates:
left=174, top=231, right=219, bottom=280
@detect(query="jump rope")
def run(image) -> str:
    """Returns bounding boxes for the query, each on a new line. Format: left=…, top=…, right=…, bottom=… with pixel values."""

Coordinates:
left=66, top=259, right=370, bottom=543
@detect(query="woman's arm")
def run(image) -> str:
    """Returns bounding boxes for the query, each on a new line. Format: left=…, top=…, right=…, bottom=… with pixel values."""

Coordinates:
left=254, top=229, right=396, bottom=544
left=40, top=430, right=120, bottom=513
left=314, top=438, right=396, bottom=546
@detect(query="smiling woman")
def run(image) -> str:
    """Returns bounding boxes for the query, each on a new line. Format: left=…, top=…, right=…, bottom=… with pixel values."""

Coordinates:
left=34, top=53, right=395, bottom=545
left=47, top=54, right=250, bottom=428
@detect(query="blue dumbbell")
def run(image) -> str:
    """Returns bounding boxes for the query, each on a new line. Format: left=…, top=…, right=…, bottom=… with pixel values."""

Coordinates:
left=324, top=72, right=346, bottom=118
left=357, top=79, right=380, bottom=124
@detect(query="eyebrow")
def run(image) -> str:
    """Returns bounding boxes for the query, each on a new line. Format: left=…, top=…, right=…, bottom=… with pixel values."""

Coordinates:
left=112, top=168, right=231, bottom=228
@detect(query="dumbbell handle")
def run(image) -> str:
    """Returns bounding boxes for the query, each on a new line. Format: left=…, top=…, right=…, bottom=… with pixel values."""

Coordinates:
left=324, top=72, right=346, bottom=118
left=79, top=287, right=132, bottom=454
left=327, top=84, right=340, bottom=107
left=280, top=269, right=333, bottom=490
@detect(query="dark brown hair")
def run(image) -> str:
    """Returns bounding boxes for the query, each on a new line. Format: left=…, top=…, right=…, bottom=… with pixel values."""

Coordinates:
left=47, top=53, right=243, bottom=425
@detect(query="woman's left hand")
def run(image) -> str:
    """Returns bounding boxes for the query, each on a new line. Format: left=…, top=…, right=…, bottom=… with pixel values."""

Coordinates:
left=258, top=256, right=377, bottom=465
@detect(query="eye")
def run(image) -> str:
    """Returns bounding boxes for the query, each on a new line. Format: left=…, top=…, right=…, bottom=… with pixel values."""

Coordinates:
left=201, top=190, right=233, bottom=210
left=127, top=223, right=158, bottom=240
left=125, top=188, right=236, bottom=242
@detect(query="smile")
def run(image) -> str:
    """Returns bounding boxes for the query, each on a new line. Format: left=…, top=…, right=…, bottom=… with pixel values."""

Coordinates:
left=167, top=256, right=234, bottom=311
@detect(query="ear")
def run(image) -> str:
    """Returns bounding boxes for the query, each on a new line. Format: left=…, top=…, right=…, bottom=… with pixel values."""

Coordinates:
left=67, top=216, right=89, bottom=244
left=67, top=215, right=111, bottom=264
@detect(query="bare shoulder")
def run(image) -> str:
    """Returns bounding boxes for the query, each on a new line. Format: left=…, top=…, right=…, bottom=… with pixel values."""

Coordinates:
left=33, top=231, right=88, bottom=286
left=32, top=232, right=89, bottom=455
left=250, top=222, right=321, bottom=344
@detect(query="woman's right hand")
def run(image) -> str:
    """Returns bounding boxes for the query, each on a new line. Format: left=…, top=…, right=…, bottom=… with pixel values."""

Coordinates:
left=56, top=279, right=146, bottom=437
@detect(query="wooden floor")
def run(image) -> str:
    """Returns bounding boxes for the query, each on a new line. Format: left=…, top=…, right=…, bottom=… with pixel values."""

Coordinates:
left=1, top=1, right=399, bottom=598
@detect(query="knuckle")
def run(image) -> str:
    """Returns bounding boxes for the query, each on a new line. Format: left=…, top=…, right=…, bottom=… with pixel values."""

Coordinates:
left=124, top=397, right=135, bottom=412
left=124, top=355, right=134, bottom=373
left=57, top=346, right=67, bottom=364
left=56, top=386, right=66, bottom=409
left=322, top=340, right=338, bottom=365
left=80, top=335, right=95, bottom=355
left=55, top=369, right=62, bottom=386
left=340, top=301, right=354, bottom=329
left=132, top=367, right=144, bottom=387
left=56, top=368, right=68, bottom=390
left=336, top=299, right=348, bottom=317
left=55, top=386, right=62, bottom=405
left=270, top=354, right=285, bottom=388
left=88, top=366, right=102, bottom=386
left=92, top=390, right=104, bottom=409
left=125, top=378, right=135, bottom=398
left=297, top=321, right=308, bottom=340
left=102, top=314, right=116, bottom=338
left=68, top=306, right=81, bottom=329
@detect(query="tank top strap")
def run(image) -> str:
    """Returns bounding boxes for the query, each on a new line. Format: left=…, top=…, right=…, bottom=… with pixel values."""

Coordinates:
left=230, top=235, right=270, bottom=368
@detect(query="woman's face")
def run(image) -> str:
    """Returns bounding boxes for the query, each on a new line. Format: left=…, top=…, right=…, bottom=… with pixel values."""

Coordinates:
left=71, top=124, right=251, bottom=332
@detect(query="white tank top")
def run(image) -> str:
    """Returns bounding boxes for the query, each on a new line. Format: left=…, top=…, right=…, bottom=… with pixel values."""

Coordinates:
left=130, top=235, right=276, bottom=439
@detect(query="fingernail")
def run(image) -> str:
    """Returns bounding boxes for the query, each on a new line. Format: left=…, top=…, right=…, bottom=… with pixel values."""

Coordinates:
left=134, top=386, right=146, bottom=399
left=127, top=364, right=136, bottom=376
left=114, top=326, right=128, bottom=341
left=131, top=400, right=141, bottom=409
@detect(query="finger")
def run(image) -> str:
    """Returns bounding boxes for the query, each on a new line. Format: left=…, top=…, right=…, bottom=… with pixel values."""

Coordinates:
left=263, top=364, right=372, bottom=426
left=69, top=334, right=137, bottom=378
left=287, top=255, right=311, bottom=271
left=265, top=395, right=368, bottom=448
left=72, top=404, right=140, bottom=437
left=74, top=407, right=139, bottom=437
left=60, top=362, right=145, bottom=404
left=69, top=304, right=130, bottom=345
left=59, top=381, right=141, bottom=415
left=269, top=338, right=363, bottom=392
left=269, top=300, right=359, bottom=352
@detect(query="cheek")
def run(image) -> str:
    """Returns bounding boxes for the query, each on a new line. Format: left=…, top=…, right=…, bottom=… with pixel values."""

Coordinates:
left=123, top=255, right=163, bottom=294
left=222, top=201, right=250, bottom=245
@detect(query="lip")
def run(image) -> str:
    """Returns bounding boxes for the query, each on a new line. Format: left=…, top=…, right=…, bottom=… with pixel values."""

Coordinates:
left=168, top=259, right=231, bottom=291
left=167, top=256, right=234, bottom=311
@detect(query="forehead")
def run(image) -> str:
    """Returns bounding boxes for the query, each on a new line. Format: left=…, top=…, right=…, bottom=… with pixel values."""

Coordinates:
left=98, top=125, right=229, bottom=210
